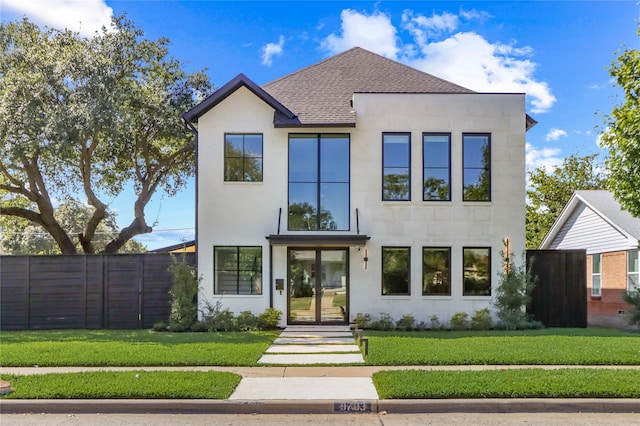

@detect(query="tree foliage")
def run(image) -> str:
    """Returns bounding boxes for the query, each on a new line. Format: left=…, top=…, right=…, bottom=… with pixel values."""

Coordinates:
left=0, top=16, right=211, bottom=253
left=599, top=25, right=640, bottom=217
left=526, top=154, right=607, bottom=249
left=493, top=250, right=540, bottom=330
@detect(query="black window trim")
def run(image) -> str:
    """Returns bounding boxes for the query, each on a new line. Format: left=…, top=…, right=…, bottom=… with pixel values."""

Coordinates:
left=462, top=132, right=491, bottom=202
left=462, top=246, right=492, bottom=297
left=382, top=132, right=412, bottom=202
left=213, top=245, right=263, bottom=295
left=381, top=245, right=411, bottom=296
left=223, top=133, right=264, bottom=182
left=422, top=132, right=452, bottom=202
left=422, top=246, right=452, bottom=296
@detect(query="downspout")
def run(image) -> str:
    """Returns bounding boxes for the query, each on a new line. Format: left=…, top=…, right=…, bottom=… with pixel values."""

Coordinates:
left=183, top=118, right=199, bottom=314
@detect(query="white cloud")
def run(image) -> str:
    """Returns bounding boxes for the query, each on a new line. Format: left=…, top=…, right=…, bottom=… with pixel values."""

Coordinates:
left=459, top=8, right=494, bottom=22
left=261, top=35, right=285, bottom=66
left=321, top=8, right=556, bottom=113
left=321, top=9, right=399, bottom=59
left=545, top=128, right=568, bottom=141
left=2, top=0, right=113, bottom=37
left=525, top=143, right=563, bottom=173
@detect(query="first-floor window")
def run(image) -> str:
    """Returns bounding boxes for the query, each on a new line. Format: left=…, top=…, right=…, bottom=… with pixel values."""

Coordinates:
left=382, top=247, right=410, bottom=295
left=463, top=247, right=491, bottom=296
left=628, top=250, right=639, bottom=292
left=214, top=246, right=262, bottom=294
left=592, top=253, right=602, bottom=297
left=423, top=247, right=451, bottom=295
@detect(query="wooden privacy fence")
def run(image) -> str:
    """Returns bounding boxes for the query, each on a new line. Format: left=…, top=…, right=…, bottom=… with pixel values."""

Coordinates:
left=0, top=253, right=195, bottom=330
left=526, top=249, right=587, bottom=328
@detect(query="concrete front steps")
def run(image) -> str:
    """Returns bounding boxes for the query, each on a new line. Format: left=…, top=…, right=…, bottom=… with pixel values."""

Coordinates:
left=231, top=325, right=376, bottom=401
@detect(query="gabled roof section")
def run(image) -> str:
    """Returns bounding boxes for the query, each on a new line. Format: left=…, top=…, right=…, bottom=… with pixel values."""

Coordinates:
left=263, top=47, right=474, bottom=127
left=540, top=190, right=640, bottom=249
left=183, top=73, right=296, bottom=124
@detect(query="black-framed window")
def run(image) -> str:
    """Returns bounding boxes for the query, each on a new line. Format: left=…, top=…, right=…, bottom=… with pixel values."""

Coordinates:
left=382, top=247, right=410, bottom=295
left=288, top=134, right=350, bottom=231
left=423, top=247, right=451, bottom=295
left=463, top=134, right=491, bottom=201
left=463, top=247, right=491, bottom=296
left=214, top=246, right=262, bottom=295
left=423, top=133, right=451, bottom=201
left=382, top=133, right=410, bottom=201
left=224, top=133, right=263, bottom=182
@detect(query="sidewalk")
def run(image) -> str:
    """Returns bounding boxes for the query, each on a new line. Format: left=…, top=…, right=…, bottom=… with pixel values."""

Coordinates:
left=2, top=326, right=640, bottom=414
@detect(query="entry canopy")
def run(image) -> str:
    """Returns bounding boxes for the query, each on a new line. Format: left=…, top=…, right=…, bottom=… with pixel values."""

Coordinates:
left=266, top=234, right=370, bottom=247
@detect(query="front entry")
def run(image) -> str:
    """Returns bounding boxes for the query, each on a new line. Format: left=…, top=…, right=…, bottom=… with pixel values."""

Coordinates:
left=288, top=248, right=348, bottom=324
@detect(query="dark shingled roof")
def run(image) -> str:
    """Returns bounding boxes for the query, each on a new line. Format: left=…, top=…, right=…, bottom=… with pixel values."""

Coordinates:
left=263, top=47, right=474, bottom=127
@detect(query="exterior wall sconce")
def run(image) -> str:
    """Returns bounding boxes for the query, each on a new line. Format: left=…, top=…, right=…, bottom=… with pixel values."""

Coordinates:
left=363, top=248, right=369, bottom=270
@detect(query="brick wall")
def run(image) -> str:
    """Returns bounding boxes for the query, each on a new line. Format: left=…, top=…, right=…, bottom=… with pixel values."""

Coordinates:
left=587, top=250, right=631, bottom=328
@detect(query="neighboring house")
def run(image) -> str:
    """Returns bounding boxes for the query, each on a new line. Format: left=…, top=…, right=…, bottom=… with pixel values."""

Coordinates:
left=148, top=240, right=196, bottom=253
left=540, top=190, right=640, bottom=329
left=183, top=47, right=535, bottom=327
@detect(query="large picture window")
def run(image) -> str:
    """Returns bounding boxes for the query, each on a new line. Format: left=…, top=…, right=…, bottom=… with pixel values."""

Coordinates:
left=423, top=133, right=451, bottom=201
left=628, top=250, right=638, bottom=292
left=463, top=134, right=491, bottom=201
left=463, top=247, right=491, bottom=296
left=591, top=253, right=602, bottom=297
left=288, top=134, right=349, bottom=231
left=224, top=134, right=263, bottom=182
left=382, top=133, right=410, bottom=201
left=423, top=247, right=451, bottom=295
left=382, top=247, right=410, bottom=295
left=214, top=246, right=262, bottom=295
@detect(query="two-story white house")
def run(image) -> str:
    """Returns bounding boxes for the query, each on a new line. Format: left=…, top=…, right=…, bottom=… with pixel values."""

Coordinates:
left=183, top=47, right=536, bottom=327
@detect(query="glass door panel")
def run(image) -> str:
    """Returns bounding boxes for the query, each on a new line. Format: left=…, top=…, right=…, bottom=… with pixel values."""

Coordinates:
left=288, top=249, right=316, bottom=323
left=320, top=250, right=347, bottom=323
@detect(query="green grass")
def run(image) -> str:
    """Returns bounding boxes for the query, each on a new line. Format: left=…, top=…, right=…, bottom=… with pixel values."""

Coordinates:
left=0, top=330, right=279, bottom=367
left=373, top=368, right=640, bottom=399
left=332, top=293, right=346, bottom=307
left=363, top=328, right=640, bottom=365
left=0, top=371, right=241, bottom=399
left=290, top=297, right=312, bottom=311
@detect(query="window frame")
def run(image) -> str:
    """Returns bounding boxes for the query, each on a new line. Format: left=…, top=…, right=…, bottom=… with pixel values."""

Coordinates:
left=462, top=133, right=491, bottom=202
left=591, top=253, right=602, bottom=297
left=422, top=247, right=451, bottom=296
left=381, top=246, right=411, bottom=296
left=422, top=133, right=451, bottom=202
left=223, top=133, right=263, bottom=182
left=382, top=132, right=411, bottom=201
left=287, top=133, right=350, bottom=231
left=462, top=246, right=492, bottom=296
left=213, top=246, right=263, bottom=295
left=627, top=250, right=638, bottom=292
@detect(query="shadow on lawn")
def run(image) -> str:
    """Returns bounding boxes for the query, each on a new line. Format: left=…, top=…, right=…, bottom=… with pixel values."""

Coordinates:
left=364, top=328, right=639, bottom=339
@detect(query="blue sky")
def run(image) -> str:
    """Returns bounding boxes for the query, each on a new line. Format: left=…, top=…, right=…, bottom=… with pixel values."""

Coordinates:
left=2, top=1, right=638, bottom=250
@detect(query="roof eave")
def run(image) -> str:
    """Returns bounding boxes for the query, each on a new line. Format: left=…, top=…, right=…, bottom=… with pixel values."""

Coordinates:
left=182, top=73, right=296, bottom=124
left=526, top=114, right=538, bottom=132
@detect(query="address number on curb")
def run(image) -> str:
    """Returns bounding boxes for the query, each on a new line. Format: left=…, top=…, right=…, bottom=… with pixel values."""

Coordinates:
left=334, top=401, right=372, bottom=413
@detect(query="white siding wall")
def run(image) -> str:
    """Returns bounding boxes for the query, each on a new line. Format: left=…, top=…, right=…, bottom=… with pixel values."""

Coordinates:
left=549, top=204, right=636, bottom=254
left=197, top=88, right=526, bottom=326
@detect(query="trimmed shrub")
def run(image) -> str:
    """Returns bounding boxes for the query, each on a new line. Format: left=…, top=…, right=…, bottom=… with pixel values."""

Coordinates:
left=236, top=311, right=261, bottom=331
left=371, top=312, right=395, bottom=330
left=429, top=315, right=443, bottom=330
left=152, top=321, right=168, bottom=332
left=353, top=313, right=372, bottom=329
left=199, top=300, right=236, bottom=331
left=450, top=312, right=469, bottom=331
left=396, top=314, right=416, bottom=331
left=493, top=250, right=539, bottom=330
left=167, top=255, right=200, bottom=330
left=471, top=308, right=492, bottom=330
left=258, top=308, right=282, bottom=330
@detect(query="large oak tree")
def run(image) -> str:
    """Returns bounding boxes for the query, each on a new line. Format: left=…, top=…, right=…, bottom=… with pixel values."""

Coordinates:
left=0, top=16, right=211, bottom=253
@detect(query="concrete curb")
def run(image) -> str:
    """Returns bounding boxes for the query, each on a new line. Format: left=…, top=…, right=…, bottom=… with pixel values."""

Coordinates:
left=1, top=398, right=639, bottom=415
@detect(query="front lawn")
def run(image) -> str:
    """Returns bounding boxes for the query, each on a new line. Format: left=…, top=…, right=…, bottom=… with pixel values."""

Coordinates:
left=1, top=371, right=241, bottom=399
left=362, top=328, right=640, bottom=365
left=0, top=330, right=279, bottom=367
left=373, top=368, right=640, bottom=399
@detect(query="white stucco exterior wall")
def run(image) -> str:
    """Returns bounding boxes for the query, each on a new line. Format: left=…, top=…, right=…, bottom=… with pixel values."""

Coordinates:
left=196, top=87, right=527, bottom=327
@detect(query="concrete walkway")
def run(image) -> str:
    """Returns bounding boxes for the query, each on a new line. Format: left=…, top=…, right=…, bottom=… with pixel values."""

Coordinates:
left=234, top=325, right=376, bottom=400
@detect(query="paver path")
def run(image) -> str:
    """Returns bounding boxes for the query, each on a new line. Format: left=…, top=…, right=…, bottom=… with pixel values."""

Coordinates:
left=231, top=325, right=377, bottom=401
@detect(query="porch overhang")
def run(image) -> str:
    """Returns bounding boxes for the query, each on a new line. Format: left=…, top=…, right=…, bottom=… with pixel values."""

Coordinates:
left=266, top=234, right=370, bottom=247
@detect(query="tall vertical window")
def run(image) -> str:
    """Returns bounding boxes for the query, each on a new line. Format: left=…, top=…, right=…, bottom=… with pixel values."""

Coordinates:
left=423, top=247, right=451, bottom=295
left=463, top=247, right=491, bottom=296
left=214, top=246, right=262, bottom=295
left=382, top=133, right=410, bottom=201
left=224, top=134, right=263, bottom=182
left=628, top=250, right=639, bottom=292
left=463, top=134, right=491, bottom=201
left=382, top=247, right=410, bottom=295
left=423, top=133, right=451, bottom=201
left=592, top=253, right=602, bottom=297
left=288, top=134, right=349, bottom=231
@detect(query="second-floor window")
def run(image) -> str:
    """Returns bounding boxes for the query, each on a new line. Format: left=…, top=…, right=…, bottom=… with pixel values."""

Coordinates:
left=224, top=133, right=263, bottom=182
left=423, top=133, right=451, bottom=201
left=288, top=134, right=350, bottom=231
left=382, top=133, right=411, bottom=201
left=463, top=134, right=491, bottom=201
left=592, top=253, right=602, bottom=297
